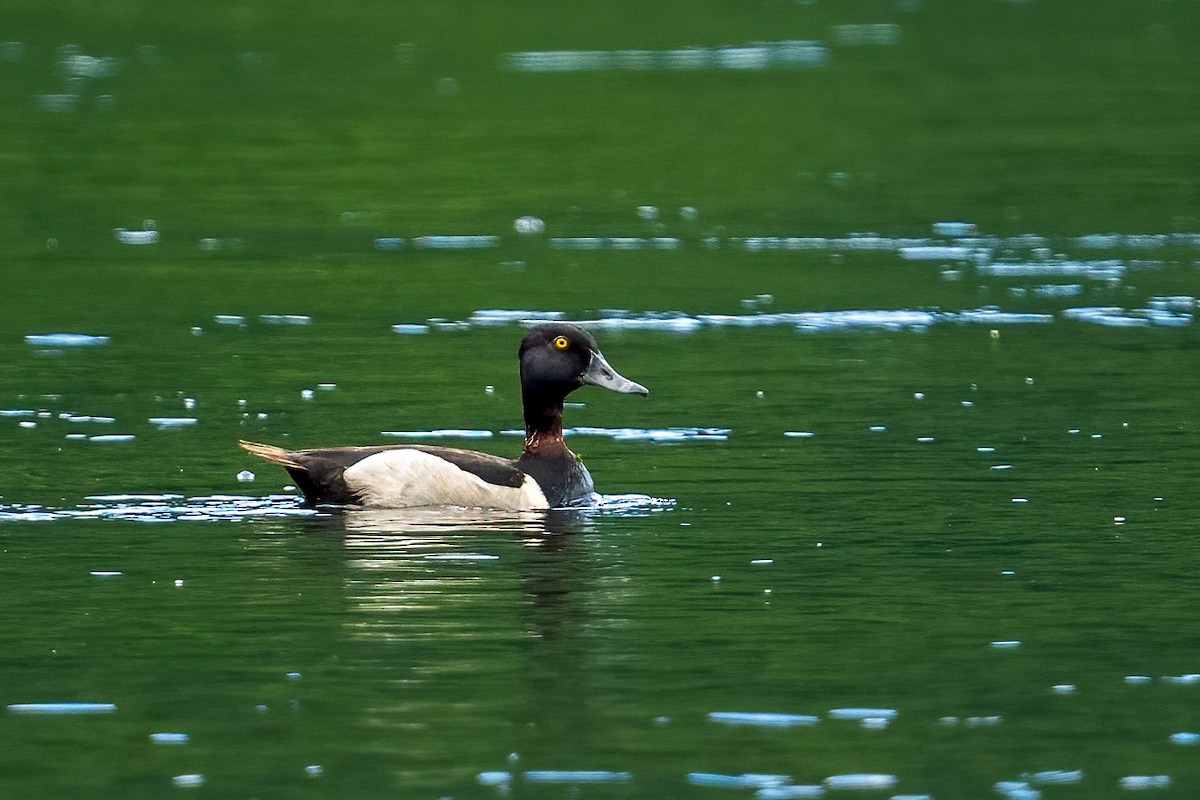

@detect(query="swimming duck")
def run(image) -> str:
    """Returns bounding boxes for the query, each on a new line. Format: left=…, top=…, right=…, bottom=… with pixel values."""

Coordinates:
left=239, top=323, right=648, bottom=509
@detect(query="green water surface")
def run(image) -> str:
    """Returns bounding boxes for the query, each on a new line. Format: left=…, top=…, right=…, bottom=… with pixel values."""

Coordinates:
left=2, top=1, right=1200, bottom=798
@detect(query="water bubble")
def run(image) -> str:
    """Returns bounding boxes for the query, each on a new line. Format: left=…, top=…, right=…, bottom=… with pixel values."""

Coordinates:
left=991, top=640, right=1021, bottom=648
left=1169, top=732, right=1200, bottom=745
left=172, top=774, right=204, bottom=788
left=113, top=228, right=158, bottom=245
left=305, top=765, right=323, bottom=777
left=435, top=77, right=460, bottom=96
left=636, top=205, right=659, bottom=220
left=300, top=389, right=314, bottom=400
left=513, top=216, right=545, bottom=235
left=478, top=771, right=512, bottom=785
left=680, top=206, right=699, bottom=221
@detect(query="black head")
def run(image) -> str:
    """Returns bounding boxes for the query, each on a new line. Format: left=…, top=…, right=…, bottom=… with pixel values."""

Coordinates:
left=518, top=323, right=648, bottom=399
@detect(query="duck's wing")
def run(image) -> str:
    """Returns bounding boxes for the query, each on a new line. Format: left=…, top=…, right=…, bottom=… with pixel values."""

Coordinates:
left=239, top=441, right=548, bottom=509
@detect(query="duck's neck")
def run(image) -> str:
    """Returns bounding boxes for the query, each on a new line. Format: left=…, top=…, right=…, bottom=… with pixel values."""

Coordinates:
left=522, top=392, right=569, bottom=457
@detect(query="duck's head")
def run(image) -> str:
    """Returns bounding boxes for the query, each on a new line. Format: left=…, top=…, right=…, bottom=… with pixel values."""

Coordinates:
left=519, top=323, right=648, bottom=400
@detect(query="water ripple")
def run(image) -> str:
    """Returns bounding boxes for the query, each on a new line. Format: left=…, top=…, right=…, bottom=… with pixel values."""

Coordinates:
left=1, top=492, right=671, bottom=526
left=0, top=495, right=317, bottom=523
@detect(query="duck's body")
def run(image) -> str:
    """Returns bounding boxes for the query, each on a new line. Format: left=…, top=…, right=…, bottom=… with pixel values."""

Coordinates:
left=240, top=323, right=646, bottom=509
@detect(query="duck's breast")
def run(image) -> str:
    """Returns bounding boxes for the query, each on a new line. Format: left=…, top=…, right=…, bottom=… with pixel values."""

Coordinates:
left=343, top=448, right=549, bottom=509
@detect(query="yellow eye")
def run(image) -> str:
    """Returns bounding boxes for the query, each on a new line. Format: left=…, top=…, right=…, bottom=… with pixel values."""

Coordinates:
left=553, top=336, right=570, bottom=350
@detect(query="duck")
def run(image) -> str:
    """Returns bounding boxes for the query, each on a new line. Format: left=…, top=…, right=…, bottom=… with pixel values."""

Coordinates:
left=239, top=323, right=648, bottom=509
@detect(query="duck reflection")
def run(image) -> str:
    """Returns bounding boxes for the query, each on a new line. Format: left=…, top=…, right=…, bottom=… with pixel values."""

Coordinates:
left=237, top=502, right=652, bottom=785
left=339, top=506, right=595, bottom=537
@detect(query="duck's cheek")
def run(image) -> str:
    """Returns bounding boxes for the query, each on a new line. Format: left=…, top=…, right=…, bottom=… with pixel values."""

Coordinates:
left=345, top=450, right=549, bottom=510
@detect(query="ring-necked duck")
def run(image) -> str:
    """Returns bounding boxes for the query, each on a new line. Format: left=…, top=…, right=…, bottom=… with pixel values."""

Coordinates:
left=240, top=323, right=648, bottom=509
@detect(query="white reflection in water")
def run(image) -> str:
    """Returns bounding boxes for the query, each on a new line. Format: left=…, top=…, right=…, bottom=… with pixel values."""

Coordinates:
left=689, top=773, right=791, bottom=788
left=523, top=770, right=631, bottom=783
left=825, top=774, right=897, bottom=790
left=24, top=333, right=109, bottom=347
left=833, top=23, right=903, bottom=45
left=828, top=707, right=898, bottom=720
left=1120, top=775, right=1171, bottom=789
left=505, top=41, right=826, bottom=72
left=708, top=711, right=819, bottom=728
left=0, top=494, right=318, bottom=523
left=413, top=235, right=498, bottom=249
left=1028, top=770, right=1083, bottom=785
left=756, top=787, right=825, bottom=799
left=8, top=702, right=116, bottom=714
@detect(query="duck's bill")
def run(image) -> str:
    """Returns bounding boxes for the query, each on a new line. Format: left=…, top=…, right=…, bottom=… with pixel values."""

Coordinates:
left=583, top=351, right=649, bottom=395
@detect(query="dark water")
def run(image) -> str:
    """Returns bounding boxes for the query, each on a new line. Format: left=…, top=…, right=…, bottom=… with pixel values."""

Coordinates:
left=3, top=1, right=1200, bottom=798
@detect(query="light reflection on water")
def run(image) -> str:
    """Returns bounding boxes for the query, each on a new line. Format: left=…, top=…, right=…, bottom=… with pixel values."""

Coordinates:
left=0, top=493, right=671, bottom=526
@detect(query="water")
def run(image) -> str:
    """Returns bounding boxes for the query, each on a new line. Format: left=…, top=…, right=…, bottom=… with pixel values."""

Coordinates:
left=3, top=0, right=1200, bottom=797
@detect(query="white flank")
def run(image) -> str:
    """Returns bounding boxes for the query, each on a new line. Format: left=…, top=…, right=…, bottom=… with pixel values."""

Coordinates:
left=344, top=450, right=549, bottom=510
